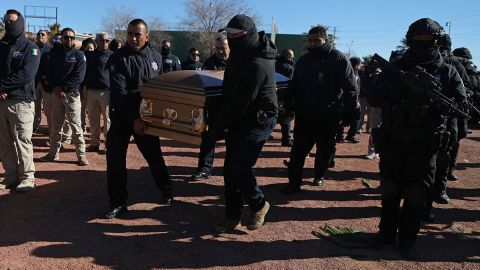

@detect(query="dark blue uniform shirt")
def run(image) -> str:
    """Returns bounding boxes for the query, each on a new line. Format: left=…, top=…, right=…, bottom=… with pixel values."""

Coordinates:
left=47, top=47, right=86, bottom=94
left=109, top=43, right=163, bottom=120
left=85, top=49, right=113, bottom=90
left=0, top=35, right=40, bottom=101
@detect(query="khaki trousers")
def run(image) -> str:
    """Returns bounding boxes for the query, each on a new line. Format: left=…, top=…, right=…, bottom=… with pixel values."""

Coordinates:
left=0, top=99, right=35, bottom=183
left=86, top=89, right=110, bottom=147
left=43, top=91, right=72, bottom=141
left=48, top=92, right=86, bottom=157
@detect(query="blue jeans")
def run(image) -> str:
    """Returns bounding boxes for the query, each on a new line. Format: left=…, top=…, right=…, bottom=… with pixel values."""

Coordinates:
left=196, top=131, right=216, bottom=174
left=223, top=115, right=276, bottom=220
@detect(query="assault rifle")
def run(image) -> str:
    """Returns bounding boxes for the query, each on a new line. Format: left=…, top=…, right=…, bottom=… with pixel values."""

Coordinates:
left=371, top=53, right=470, bottom=119
left=465, top=89, right=480, bottom=116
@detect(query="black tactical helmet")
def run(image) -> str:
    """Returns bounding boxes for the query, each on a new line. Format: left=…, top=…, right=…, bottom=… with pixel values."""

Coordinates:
left=406, top=18, right=442, bottom=46
left=438, top=33, right=452, bottom=51
left=452, top=47, right=473, bottom=59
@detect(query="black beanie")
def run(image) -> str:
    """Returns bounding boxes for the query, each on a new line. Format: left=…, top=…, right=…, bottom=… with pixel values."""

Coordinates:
left=350, top=57, right=361, bottom=67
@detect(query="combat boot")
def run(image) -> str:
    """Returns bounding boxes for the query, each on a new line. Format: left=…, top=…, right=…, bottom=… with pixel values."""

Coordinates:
left=0, top=179, right=17, bottom=190
left=447, top=168, right=458, bottom=181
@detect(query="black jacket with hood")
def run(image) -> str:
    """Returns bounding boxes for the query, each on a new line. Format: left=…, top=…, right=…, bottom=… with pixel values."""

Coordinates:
left=214, top=31, right=278, bottom=132
left=0, top=31, right=40, bottom=101
left=288, top=43, right=358, bottom=120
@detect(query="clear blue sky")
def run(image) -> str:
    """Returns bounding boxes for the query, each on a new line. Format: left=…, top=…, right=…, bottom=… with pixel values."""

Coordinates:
left=2, top=0, right=479, bottom=66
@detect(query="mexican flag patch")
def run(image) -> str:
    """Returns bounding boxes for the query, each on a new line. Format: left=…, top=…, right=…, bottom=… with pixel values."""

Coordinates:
left=32, top=48, right=39, bottom=56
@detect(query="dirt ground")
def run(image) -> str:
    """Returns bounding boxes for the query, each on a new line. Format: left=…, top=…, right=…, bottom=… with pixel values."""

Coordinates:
left=0, top=119, right=479, bottom=270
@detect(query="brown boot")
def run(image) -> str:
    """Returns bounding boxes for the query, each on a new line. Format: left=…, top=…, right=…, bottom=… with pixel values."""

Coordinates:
left=246, top=201, right=270, bottom=231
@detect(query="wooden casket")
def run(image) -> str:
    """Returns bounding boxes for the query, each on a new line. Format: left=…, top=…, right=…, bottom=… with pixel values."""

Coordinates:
left=139, top=70, right=289, bottom=145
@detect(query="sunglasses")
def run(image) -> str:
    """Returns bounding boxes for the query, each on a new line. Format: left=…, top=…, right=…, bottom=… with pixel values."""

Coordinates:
left=192, top=53, right=200, bottom=56
left=99, top=39, right=110, bottom=43
left=63, top=35, right=75, bottom=40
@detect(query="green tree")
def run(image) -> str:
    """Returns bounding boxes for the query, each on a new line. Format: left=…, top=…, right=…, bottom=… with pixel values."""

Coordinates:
left=48, top=23, right=61, bottom=34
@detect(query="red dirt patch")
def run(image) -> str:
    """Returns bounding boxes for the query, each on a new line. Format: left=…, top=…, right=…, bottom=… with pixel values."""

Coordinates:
left=1, top=122, right=479, bottom=269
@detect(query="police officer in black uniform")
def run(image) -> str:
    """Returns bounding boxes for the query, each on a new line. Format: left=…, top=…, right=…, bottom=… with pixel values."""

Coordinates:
left=370, top=18, right=466, bottom=259
left=275, top=48, right=295, bottom=147
left=336, top=57, right=362, bottom=144
left=202, top=35, right=229, bottom=71
left=0, top=9, right=40, bottom=192
left=160, top=40, right=181, bottom=73
left=190, top=36, right=231, bottom=181
left=283, top=25, right=358, bottom=193
left=451, top=47, right=480, bottom=179
left=213, top=14, right=277, bottom=232
left=33, top=30, right=52, bottom=133
left=104, top=19, right=173, bottom=219
left=181, top=47, right=203, bottom=70
left=423, top=32, right=473, bottom=222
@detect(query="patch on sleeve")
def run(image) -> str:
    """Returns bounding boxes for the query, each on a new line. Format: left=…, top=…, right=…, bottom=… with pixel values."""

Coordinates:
left=32, top=48, right=39, bottom=56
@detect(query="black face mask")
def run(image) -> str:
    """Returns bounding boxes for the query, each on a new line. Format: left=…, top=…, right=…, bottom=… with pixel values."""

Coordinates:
left=53, top=42, right=62, bottom=49
left=227, top=30, right=259, bottom=57
left=307, top=43, right=331, bottom=56
left=161, top=47, right=171, bottom=55
left=4, top=13, right=25, bottom=40
left=410, top=41, right=440, bottom=61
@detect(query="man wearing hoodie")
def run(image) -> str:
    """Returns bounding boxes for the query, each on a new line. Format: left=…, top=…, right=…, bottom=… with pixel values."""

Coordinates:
left=212, top=14, right=277, bottom=232
left=0, top=9, right=40, bottom=192
left=283, top=25, right=358, bottom=193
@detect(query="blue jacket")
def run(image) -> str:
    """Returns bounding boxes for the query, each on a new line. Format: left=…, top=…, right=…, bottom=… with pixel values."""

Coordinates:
left=47, top=47, right=86, bottom=95
left=84, top=49, right=113, bottom=90
left=35, top=43, right=52, bottom=85
left=0, top=35, right=40, bottom=101
left=161, top=53, right=181, bottom=73
left=109, top=43, right=163, bottom=121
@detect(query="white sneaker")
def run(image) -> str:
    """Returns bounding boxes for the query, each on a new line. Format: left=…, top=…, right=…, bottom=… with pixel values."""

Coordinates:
left=15, top=179, right=35, bottom=192
left=365, top=153, right=377, bottom=160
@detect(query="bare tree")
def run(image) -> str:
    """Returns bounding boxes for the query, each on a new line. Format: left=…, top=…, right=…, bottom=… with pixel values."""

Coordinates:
left=101, top=6, right=136, bottom=38
left=181, top=0, right=261, bottom=57
left=145, top=16, right=171, bottom=51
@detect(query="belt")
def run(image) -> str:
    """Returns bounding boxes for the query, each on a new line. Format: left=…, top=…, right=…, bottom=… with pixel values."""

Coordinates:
left=87, top=87, right=109, bottom=91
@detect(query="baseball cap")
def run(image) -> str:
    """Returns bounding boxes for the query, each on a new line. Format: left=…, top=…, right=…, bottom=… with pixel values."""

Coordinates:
left=218, top=14, right=256, bottom=34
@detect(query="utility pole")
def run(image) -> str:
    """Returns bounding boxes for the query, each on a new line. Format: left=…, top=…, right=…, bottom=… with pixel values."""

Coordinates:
left=445, top=22, right=451, bottom=35
left=348, top=41, right=354, bottom=57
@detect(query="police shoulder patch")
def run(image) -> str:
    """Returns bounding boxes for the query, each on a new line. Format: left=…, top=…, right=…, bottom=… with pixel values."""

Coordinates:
left=32, top=48, right=38, bottom=56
